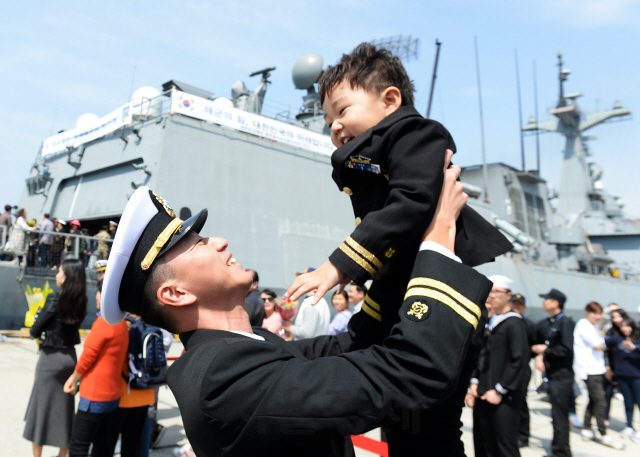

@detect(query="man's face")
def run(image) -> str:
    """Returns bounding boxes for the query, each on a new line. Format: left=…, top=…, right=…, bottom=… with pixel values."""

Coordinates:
left=323, top=82, right=393, bottom=149
left=488, top=287, right=511, bottom=314
left=586, top=311, right=602, bottom=325
left=164, top=232, right=253, bottom=307
left=347, top=285, right=364, bottom=304
left=543, top=298, right=559, bottom=314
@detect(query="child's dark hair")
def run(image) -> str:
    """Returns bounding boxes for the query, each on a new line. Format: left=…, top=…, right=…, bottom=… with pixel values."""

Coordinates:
left=319, top=42, right=415, bottom=107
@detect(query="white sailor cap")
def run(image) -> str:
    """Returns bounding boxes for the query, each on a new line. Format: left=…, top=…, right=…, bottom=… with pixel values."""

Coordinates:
left=109, top=220, right=119, bottom=227
left=95, top=259, right=108, bottom=272
left=101, top=186, right=207, bottom=324
left=488, top=275, right=514, bottom=291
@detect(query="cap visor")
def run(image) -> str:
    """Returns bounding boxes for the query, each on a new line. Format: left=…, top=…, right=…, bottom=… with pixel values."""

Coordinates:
left=158, top=209, right=208, bottom=258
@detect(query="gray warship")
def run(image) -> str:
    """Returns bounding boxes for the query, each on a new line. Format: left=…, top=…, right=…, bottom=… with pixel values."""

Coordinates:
left=0, top=51, right=637, bottom=329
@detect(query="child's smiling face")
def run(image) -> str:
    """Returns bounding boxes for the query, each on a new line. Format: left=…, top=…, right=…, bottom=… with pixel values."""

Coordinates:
left=322, top=81, right=401, bottom=148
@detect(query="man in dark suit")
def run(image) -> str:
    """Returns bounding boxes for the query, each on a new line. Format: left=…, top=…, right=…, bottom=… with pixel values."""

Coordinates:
left=101, top=154, right=493, bottom=456
left=510, top=293, right=538, bottom=448
left=532, top=289, right=575, bottom=457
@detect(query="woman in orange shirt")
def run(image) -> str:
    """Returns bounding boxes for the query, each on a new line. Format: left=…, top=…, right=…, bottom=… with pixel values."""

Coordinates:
left=63, top=278, right=129, bottom=456
left=101, top=315, right=156, bottom=457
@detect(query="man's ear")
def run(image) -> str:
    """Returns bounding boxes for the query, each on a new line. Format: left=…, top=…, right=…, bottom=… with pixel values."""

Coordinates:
left=381, top=86, right=402, bottom=115
left=157, top=282, right=196, bottom=308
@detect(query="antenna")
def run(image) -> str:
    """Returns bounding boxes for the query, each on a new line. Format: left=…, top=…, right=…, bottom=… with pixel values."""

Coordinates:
left=426, top=40, right=442, bottom=119
left=370, top=35, right=419, bottom=62
left=533, top=60, right=541, bottom=174
left=514, top=49, right=525, bottom=172
left=128, top=65, right=137, bottom=100
left=474, top=36, right=490, bottom=204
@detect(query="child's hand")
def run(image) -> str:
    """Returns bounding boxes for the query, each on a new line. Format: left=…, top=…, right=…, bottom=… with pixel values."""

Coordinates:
left=422, top=149, right=467, bottom=251
left=285, top=260, right=349, bottom=305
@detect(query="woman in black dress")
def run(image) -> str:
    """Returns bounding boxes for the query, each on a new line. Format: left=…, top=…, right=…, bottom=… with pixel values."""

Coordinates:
left=23, top=258, right=87, bottom=457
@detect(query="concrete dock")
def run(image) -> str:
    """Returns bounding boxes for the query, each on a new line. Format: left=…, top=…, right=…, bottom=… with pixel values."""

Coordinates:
left=2, top=335, right=639, bottom=456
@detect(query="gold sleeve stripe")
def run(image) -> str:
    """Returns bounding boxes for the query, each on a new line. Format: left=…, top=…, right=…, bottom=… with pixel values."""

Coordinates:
left=345, top=236, right=383, bottom=269
left=362, top=302, right=381, bottom=321
left=365, top=295, right=381, bottom=312
left=407, top=278, right=481, bottom=318
left=404, top=288, right=478, bottom=329
left=339, top=243, right=377, bottom=276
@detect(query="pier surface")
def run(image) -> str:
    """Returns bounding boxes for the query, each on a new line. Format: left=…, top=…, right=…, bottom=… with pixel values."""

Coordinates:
left=2, top=336, right=639, bottom=456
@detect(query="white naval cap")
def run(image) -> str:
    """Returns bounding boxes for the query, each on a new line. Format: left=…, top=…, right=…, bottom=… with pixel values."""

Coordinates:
left=488, top=275, right=514, bottom=291
left=95, top=259, right=108, bottom=272
left=101, top=186, right=207, bottom=325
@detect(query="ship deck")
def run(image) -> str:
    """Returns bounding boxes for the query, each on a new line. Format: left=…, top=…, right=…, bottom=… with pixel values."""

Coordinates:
left=2, top=335, right=639, bottom=456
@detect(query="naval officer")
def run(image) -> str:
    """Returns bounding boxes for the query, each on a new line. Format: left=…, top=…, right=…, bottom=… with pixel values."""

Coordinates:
left=101, top=153, right=493, bottom=456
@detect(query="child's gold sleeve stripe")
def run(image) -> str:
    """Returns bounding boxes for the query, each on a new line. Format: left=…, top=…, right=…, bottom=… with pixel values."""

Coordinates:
left=338, top=243, right=377, bottom=276
left=345, top=236, right=383, bottom=269
left=362, top=302, right=381, bottom=321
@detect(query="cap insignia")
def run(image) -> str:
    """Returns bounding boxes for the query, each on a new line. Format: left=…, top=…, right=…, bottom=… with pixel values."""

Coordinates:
left=152, top=191, right=176, bottom=218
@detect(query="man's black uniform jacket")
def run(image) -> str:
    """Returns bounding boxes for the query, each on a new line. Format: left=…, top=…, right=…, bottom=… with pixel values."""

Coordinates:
left=329, top=106, right=512, bottom=289
left=536, top=315, right=575, bottom=380
left=166, top=250, right=492, bottom=457
left=472, top=313, right=529, bottom=398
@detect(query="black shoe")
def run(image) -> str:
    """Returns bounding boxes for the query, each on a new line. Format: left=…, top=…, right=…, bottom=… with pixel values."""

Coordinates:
left=518, top=440, right=528, bottom=448
left=151, top=424, right=167, bottom=449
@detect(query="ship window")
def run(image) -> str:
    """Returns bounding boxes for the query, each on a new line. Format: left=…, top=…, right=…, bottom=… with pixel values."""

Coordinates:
left=179, top=207, right=192, bottom=220
left=509, top=187, right=526, bottom=231
left=525, top=193, right=540, bottom=239
left=536, top=196, right=547, bottom=231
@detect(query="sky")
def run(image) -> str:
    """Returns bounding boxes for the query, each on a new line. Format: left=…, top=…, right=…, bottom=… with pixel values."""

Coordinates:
left=1, top=0, right=639, bottom=215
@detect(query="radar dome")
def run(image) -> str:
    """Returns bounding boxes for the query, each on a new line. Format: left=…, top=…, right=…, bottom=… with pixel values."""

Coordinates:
left=292, top=53, right=324, bottom=90
left=212, top=97, right=234, bottom=108
left=131, top=86, right=163, bottom=119
left=75, top=113, right=99, bottom=130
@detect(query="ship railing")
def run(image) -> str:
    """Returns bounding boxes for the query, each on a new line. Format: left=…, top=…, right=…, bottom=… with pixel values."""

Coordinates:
left=0, top=228, right=112, bottom=279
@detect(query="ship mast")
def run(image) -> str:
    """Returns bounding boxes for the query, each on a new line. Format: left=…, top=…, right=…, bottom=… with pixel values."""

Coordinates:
left=522, top=52, right=631, bottom=219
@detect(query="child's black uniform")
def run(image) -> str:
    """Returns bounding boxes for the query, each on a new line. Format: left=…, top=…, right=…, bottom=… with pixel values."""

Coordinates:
left=329, top=105, right=512, bottom=335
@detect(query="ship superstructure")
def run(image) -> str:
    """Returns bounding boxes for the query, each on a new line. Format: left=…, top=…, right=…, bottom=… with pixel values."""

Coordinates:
left=1, top=51, right=638, bottom=328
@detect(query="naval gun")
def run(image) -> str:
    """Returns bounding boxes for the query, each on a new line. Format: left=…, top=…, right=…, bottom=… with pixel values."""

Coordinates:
left=231, top=66, right=275, bottom=114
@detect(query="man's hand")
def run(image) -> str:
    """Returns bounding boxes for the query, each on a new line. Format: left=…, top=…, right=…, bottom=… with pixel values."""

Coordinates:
left=63, top=370, right=81, bottom=394
left=465, top=393, right=476, bottom=409
left=285, top=260, right=349, bottom=305
left=281, top=320, right=293, bottom=331
left=465, top=383, right=479, bottom=408
left=531, top=344, right=548, bottom=355
left=480, top=389, right=502, bottom=405
left=604, top=366, right=615, bottom=382
left=535, top=355, right=545, bottom=372
left=422, top=149, right=467, bottom=252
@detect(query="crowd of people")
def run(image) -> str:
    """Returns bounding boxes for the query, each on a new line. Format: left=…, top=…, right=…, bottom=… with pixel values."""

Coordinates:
left=465, top=275, right=640, bottom=457
left=23, top=258, right=170, bottom=457
left=242, top=267, right=366, bottom=340
left=0, top=204, right=117, bottom=269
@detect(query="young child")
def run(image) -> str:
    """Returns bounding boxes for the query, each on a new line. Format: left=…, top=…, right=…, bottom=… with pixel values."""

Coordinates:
left=286, top=43, right=511, bottom=334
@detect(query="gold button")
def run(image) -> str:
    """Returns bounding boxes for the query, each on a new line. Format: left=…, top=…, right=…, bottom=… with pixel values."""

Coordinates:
left=355, top=217, right=362, bottom=227
left=343, top=187, right=353, bottom=196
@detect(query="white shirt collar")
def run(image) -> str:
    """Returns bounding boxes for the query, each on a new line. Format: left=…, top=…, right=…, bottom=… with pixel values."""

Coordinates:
left=230, top=331, right=265, bottom=341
